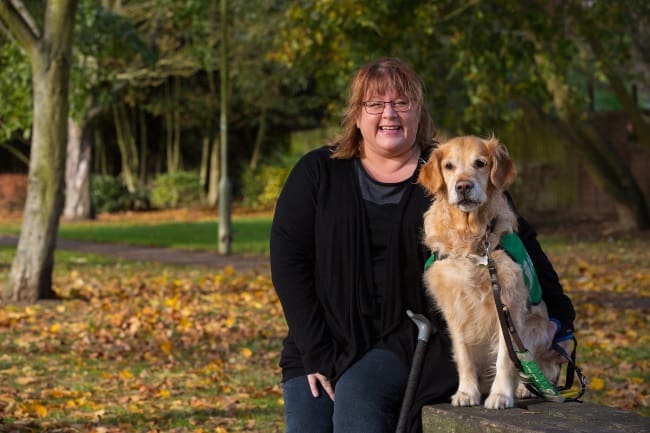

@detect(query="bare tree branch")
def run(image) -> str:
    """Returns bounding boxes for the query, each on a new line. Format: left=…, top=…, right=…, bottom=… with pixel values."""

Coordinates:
left=0, top=141, right=29, bottom=165
left=0, top=0, right=40, bottom=58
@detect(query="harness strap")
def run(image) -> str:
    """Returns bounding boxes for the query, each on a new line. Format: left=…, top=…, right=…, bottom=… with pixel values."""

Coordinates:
left=488, top=256, right=565, bottom=401
left=552, top=339, right=588, bottom=401
left=488, top=255, right=587, bottom=402
left=488, top=257, right=524, bottom=369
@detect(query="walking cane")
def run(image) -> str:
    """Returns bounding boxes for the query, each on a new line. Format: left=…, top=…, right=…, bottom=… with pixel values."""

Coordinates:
left=395, top=310, right=432, bottom=433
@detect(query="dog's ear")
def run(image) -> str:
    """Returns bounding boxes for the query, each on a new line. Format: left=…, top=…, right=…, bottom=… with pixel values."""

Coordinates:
left=418, top=148, right=444, bottom=195
left=487, top=137, right=516, bottom=190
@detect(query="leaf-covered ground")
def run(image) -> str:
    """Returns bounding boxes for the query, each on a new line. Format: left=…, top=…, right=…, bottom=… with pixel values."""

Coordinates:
left=0, top=260, right=286, bottom=432
left=0, top=232, right=648, bottom=432
left=546, top=236, right=650, bottom=415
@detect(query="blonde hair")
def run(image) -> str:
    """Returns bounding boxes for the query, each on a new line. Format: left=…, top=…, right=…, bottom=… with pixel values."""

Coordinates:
left=331, top=57, right=435, bottom=159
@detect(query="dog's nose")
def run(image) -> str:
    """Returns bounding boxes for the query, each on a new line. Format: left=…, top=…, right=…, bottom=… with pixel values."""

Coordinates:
left=455, top=181, right=473, bottom=196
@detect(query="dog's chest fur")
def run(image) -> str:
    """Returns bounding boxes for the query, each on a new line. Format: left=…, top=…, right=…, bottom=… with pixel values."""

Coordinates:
left=422, top=193, right=524, bottom=346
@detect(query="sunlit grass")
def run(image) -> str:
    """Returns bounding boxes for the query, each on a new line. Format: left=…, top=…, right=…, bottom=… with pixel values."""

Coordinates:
left=0, top=215, right=272, bottom=255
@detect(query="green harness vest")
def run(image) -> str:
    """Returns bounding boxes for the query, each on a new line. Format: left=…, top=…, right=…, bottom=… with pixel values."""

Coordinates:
left=424, top=232, right=542, bottom=305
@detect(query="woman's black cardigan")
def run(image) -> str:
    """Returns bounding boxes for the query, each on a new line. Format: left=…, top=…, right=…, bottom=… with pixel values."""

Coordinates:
left=270, top=146, right=575, bottom=432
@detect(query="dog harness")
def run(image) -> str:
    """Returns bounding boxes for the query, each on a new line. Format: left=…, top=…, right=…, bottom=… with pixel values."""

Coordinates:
left=424, top=231, right=542, bottom=305
left=424, top=230, right=587, bottom=401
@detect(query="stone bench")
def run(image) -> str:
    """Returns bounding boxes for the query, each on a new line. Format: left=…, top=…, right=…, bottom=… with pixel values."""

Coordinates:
left=422, top=400, right=649, bottom=433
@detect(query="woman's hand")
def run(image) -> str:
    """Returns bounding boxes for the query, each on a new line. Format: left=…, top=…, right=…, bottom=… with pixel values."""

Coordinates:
left=307, top=372, right=335, bottom=401
left=547, top=320, right=572, bottom=363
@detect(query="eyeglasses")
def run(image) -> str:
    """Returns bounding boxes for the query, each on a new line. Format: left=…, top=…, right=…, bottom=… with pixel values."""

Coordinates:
left=361, top=100, right=412, bottom=115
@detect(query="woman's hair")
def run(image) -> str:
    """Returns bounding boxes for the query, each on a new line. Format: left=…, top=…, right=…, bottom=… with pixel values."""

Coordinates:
left=331, top=57, right=436, bottom=159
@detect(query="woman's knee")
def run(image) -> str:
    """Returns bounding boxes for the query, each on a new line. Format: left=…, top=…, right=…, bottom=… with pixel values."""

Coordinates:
left=282, top=376, right=333, bottom=433
left=336, top=349, right=408, bottom=397
left=332, top=349, right=408, bottom=430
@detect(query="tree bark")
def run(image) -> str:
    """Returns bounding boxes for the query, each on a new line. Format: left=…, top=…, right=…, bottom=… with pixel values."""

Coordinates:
left=519, top=98, right=650, bottom=230
left=249, top=107, right=267, bottom=171
left=207, top=136, right=220, bottom=206
left=2, top=0, right=79, bottom=303
left=63, top=117, right=93, bottom=220
left=113, top=103, right=138, bottom=193
left=138, top=107, right=148, bottom=185
left=164, top=78, right=182, bottom=173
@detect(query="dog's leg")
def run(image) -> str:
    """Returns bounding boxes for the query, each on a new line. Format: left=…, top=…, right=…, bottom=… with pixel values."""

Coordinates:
left=449, top=332, right=481, bottom=407
left=516, top=380, right=532, bottom=399
left=484, top=329, right=517, bottom=409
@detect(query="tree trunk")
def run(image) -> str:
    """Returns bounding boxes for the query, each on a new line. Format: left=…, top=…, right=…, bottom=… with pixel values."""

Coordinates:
left=249, top=107, right=267, bottom=170
left=571, top=116, right=650, bottom=230
left=63, top=117, right=93, bottom=220
left=2, top=0, right=79, bottom=303
left=519, top=98, right=650, bottom=230
left=200, top=136, right=209, bottom=189
left=207, top=136, right=220, bottom=206
left=138, top=107, right=148, bottom=185
left=113, top=103, right=138, bottom=193
left=93, top=128, right=107, bottom=175
left=164, top=78, right=182, bottom=173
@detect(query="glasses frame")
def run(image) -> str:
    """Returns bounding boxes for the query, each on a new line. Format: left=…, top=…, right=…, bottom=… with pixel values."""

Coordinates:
left=361, top=100, right=412, bottom=115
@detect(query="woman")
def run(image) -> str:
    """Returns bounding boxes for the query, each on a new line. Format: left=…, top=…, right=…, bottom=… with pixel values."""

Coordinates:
left=270, top=57, right=575, bottom=433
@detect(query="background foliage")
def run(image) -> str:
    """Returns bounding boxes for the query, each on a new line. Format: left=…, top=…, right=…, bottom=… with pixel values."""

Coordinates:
left=2, top=0, right=649, bottom=225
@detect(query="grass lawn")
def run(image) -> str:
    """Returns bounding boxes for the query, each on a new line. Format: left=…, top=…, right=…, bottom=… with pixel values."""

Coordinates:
left=0, top=211, right=272, bottom=255
left=0, top=212, right=648, bottom=431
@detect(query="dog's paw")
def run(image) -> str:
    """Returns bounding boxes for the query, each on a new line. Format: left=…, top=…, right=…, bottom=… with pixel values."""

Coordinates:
left=451, top=390, right=481, bottom=407
left=484, top=392, right=514, bottom=410
left=516, top=382, right=532, bottom=399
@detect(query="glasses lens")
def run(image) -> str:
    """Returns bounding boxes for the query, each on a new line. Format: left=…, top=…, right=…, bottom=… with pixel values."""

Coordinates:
left=392, top=100, right=411, bottom=112
left=364, top=101, right=385, bottom=114
left=363, top=100, right=411, bottom=114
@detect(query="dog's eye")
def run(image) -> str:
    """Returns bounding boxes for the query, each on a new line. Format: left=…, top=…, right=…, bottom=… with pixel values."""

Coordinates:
left=444, top=162, right=454, bottom=170
left=474, top=159, right=487, bottom=169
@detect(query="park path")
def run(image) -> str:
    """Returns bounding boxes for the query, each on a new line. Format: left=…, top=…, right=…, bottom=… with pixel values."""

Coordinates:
left=0, top=233, right=270, bottom=274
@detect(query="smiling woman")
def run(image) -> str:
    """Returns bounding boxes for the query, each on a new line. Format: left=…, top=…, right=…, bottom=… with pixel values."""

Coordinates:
left=355, top=87, right=421, bottom=183
left=270, top=57, right=452, bottom=433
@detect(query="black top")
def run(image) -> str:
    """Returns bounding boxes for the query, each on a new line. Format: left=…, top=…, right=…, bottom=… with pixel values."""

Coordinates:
left=270, top=145, right=575, bottom=433
left=356, top=159, right=410, bottom=341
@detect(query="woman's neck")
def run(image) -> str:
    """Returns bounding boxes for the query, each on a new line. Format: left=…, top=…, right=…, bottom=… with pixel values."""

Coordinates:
left=360, top=146, right=421, bottom=183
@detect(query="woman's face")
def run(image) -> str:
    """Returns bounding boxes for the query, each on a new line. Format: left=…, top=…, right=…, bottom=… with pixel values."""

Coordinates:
left=356, top=87, right=419, bottom=158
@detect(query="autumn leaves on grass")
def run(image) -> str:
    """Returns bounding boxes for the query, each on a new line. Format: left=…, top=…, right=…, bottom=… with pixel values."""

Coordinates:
left=0, top=264, right=286, bottom=431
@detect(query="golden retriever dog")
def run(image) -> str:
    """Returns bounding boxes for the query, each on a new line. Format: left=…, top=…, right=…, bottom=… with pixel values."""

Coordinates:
left=418, top=135, right=559, bottom=409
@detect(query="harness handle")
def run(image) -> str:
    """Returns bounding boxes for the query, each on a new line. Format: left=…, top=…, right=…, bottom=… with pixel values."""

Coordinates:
left=552, top=338, right=588, bottom=401
left=487, top=256, right=587, bottom=402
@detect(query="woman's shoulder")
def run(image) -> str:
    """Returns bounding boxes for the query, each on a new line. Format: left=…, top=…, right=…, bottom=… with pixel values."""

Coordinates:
left=295, top=145, right=352, bottom=170
left=300, top=145, right=335, bottom=163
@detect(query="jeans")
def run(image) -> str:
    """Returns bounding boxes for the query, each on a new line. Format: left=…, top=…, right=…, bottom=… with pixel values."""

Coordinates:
left=282, top=348, right=409, bottom=433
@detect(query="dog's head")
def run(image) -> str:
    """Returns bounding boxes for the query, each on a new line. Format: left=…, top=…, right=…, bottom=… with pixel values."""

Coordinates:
left=418, top=135, right=516, bottom=212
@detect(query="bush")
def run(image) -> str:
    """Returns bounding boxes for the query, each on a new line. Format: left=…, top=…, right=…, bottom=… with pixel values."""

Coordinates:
left=150, top=171, right=203, bottom=209
left=91, top=175, right=132, bottom=213
left=241, top=154, right=296, bottom=211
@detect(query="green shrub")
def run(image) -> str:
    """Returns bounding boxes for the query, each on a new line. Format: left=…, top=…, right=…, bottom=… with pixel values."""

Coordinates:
left=91, top=175, right=132, bottom=213
left=130, top=186, right=151, bottom=211
left=150, top=171, right=203, bottom=209
left=241, top=154, right=296, bottom=211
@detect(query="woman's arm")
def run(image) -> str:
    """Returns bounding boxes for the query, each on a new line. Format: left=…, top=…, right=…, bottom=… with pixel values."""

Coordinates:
left=270, top=152, right=336, bottom=379
left=517, top=215, right=576, bottom=341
